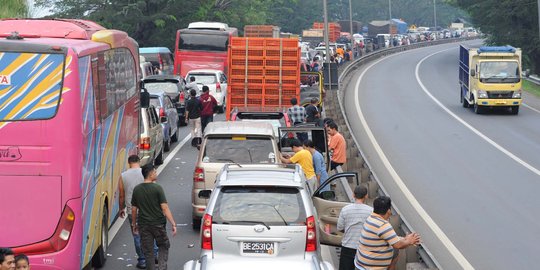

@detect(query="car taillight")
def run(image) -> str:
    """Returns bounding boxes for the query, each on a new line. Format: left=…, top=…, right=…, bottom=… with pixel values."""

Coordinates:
left=201, top=214, right=213, bottom=250
left=159, top=107, right=166, bottom=117
left=158, top=54, right=163, bottom=70
left=216, top=81, right=221, bottom=93
left=194, top=167, right=205, bottom=182
left=179, top=91, right=185, bottom=103
left=140, top=137, right=151, bottom=150
left=13, top=205, right=75, bottom=255
left=305, top=216, right=317, bottom=252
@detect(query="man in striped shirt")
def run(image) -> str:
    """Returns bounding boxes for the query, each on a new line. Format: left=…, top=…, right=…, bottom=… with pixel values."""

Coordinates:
left=337, top=185, right=373, bottom=270
left=355, top=196, right=421, bottom=270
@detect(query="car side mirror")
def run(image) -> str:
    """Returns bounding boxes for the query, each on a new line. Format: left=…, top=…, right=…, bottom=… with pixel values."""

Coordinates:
left=198, top=190, right=212, bottom=199
left=470, top=69, right=476, bottom=77
left=160, top=116, right=167, bottom=123
left=140, top=89, right=150, bottom=109
left=320, top=190, right=336, bottom=200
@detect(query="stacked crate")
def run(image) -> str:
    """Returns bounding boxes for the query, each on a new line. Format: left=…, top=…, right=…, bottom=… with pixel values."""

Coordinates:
left=312, top=22, right=341, bottom=42
left=227, top=37, right=300, bottom=119
left=244, top=25, right=280, bottom=38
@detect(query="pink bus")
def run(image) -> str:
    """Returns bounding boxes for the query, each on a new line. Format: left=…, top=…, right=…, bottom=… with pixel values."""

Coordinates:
left=0, top=19, right=140, bottom=269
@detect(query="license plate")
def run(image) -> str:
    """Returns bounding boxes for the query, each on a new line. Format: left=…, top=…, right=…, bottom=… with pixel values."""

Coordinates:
left=242, top=242, right=275, bottom=255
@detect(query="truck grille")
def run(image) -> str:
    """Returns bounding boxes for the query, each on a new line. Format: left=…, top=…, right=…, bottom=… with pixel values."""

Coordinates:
left=488, top=91, right=513, bottom=99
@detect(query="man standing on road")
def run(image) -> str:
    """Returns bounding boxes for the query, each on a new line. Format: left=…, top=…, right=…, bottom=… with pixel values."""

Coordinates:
left=132, top=165, right=177, bottom=270
left=337, top=186, right=372, bottom=270
left=287, top=97, right=306, bottom=125
left=185, top=76, right=198, bottom=92
left=280, top=139, right=317, bottom=192
left=199, top=85, right=217, bottom=132
left=326, top=122, right=347, bottom=171
left=355, top=196, right=421, bottom=270
left=0, top=248, right=15, bottom=270
left=305, top=98, right=320, bottom=124
left=185, top=89, right=202, bottom=147
left=119, top=155, right=158, bottom=269
left=304, top=140, right=328, bottom=191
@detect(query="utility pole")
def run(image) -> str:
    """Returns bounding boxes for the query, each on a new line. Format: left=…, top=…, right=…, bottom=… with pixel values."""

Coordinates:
left=537, top=0, right=540, bottom=42
left=434, top=0, right=437, bottom=31
left=323, top=0, right=332, bottom=90
left=349, top=0, right=354, bottom=59
left=388, top=0, right=392, bottom=21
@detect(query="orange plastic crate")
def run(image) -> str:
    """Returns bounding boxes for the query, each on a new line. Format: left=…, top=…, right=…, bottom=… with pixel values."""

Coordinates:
left=265, top=59, right=299, bottom=67
left=231, top=58, right=264, bottom=67
left=230, top=75, right=264, bottom=84
left=263, top=84, right=299, bottom=96
left=231, top=37, right=266, bottom=47
left=230, top=68, right=264, bottom=77
left=265, top=77, right=298, bottom=85
left=265, top=68, right=298, bottom=77
left=229, top=94, right=263, bottom=106
left=230, top=49, right=264, bottom=58
left=265, top=39, right=299, bottom=48
left=228, top=83, right=264, bottom=96
left=265, top=50, right=298, bottom=58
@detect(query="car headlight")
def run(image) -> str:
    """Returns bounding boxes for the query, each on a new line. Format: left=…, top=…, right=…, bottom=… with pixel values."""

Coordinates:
left=512, top=90, right=522, bottom=99
left=477, top=90, right=488, bottom=99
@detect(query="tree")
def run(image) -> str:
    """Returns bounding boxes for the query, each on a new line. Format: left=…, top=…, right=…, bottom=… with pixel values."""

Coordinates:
left=449, top=0, right=539, bottom=73
left=1, top=0, right=29, bottom=18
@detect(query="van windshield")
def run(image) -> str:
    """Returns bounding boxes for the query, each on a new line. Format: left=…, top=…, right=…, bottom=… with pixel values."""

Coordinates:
left=213, top=186, right=306, bottom=226
left=203, top=136, right=275, bottom=164
left=0, top=52, right=65, bottom=121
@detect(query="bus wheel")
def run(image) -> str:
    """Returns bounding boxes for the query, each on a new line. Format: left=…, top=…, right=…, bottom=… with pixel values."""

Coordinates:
left=92, top=207, right=108, bottom=268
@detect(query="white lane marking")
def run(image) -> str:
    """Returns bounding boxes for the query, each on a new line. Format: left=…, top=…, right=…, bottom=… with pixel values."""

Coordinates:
left=108, top=133, right=192, bottom=245
left=523, top=103, right=540, bottom=114
left=354, top=51, right=475, bottom=269
left=415, top=50, right=540, bottom=177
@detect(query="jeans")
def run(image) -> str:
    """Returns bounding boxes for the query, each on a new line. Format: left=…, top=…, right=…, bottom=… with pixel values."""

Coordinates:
left=201, top=115, right=213, bottom=132
left=140, top=224, right=170, bottom=270
left=128, top=215, right=158, bottom=264
left=339, top=246, right=356, bottom=270
left=330, top=161, right=344, bottom=171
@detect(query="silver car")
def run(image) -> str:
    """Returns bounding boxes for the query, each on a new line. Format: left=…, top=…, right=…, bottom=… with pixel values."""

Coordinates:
left=185, top=165, right=360, bottom=270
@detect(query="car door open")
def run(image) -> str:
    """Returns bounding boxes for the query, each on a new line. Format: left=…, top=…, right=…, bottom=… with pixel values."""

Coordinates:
left=278, top=126, right=329, bottom=170
left=312, top=172, right=359, bottom=247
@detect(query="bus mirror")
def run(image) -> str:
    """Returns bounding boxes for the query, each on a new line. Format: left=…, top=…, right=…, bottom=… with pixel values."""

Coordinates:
left=140, top=89, right=150, bottom=109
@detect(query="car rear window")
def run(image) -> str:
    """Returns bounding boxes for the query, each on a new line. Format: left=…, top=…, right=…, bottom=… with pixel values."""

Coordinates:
left=188, top=73, right=217, bottom=84
left=149, top=97, right=161, bottom=108
left=203, top=136, right=275, bottom=164
left=145, top=82, right=179, bottom=95
left=212, top=186, right=306, bottom=226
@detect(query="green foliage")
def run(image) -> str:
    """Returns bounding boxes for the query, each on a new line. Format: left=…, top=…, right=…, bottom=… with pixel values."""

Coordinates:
left=452, top=0, right=540, bottom=73
left=1, top=0, right=29, bottom=18
left=34, top=0, right=468, bottom=51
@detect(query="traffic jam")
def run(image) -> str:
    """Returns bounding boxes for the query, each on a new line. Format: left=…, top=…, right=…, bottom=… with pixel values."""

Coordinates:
left=0, top=18, right=457, bottom=270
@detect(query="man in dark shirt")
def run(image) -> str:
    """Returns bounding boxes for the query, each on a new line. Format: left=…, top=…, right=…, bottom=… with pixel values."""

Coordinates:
left=132, top=165, right=177, bottom=270
left=305, top=98, right=320, bottom=123
left=185, top=89, right=202, bottom=146
left=199, top=86, right=217, bottom=132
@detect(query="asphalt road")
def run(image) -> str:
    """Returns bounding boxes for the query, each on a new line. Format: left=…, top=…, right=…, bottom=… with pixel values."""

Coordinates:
left=341, top=41, right=540, bottom=269
left=101, top=115, right=225, bottom=270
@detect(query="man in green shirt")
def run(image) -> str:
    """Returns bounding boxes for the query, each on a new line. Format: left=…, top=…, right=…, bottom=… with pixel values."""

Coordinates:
left=132, top=165, right=177, bottom=270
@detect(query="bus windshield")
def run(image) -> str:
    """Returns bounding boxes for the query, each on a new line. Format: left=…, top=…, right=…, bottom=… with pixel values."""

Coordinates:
left=179, top=32, right=229, bottom=52
left=0, top=52, right=65, bottom=121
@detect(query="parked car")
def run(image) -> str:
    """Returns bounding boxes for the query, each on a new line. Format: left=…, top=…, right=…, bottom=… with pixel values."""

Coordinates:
left=185, top=165, right=360, bottom=270
left=139, top=47, right=174, bottom=75
left=186, top=69, right=228, bottom=113
left=143, top=75, right=187, bottom=126
left=139, top=105, right=164, bottom=166
left=149, top=91, right=180, bottom=152
left=192, top=121, right=280, bottom=229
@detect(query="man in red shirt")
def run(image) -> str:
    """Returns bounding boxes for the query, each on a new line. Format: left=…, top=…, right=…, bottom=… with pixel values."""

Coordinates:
left=199, top=85, right=217, bottom=132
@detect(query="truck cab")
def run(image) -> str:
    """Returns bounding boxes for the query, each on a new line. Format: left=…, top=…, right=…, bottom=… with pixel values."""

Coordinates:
left=459, top=45, right=523, bottom=114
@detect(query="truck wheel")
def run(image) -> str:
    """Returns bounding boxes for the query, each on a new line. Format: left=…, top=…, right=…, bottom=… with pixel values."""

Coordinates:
left=510, top=106, right=519, bottom=115
left=92, top=206, right=108, bottom=268
left=474, top=103, right=484, bottom=114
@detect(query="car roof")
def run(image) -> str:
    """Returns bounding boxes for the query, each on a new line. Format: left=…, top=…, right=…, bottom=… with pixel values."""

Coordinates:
left=187, top=69, right=222, bottom=74
left=144, top=75, right=183, bottom=82
left=149, top=91, right=166, bottom=97
left=216, top=165, right=304, bottom=188
left=204, top=121, right=275, bottom=137
left=139, top=47, right=171, bottom=53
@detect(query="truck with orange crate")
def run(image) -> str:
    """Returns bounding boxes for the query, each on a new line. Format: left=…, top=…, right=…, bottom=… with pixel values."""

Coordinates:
left=244, top=25, right=281, bottom=38
left=226, top=37, right=301, bottom=120
left=312, top=22, right=341, bottom=42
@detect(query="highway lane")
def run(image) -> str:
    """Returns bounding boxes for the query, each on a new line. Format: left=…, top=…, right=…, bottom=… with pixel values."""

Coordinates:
left=342, top=42, right=540, bottom=269
left=100, top=115, right=226, bottom=270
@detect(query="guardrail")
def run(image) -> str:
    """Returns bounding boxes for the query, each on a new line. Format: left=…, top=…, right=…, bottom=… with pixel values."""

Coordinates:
left=335, top=36, right=479, bottom=269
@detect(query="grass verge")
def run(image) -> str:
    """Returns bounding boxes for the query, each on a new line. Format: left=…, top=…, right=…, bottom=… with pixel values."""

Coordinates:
left=523, top=79, right=540, bottom=97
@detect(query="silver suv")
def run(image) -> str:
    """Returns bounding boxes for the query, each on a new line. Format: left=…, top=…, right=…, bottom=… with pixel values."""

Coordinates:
left=185, top=165, right=359, bottom=270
